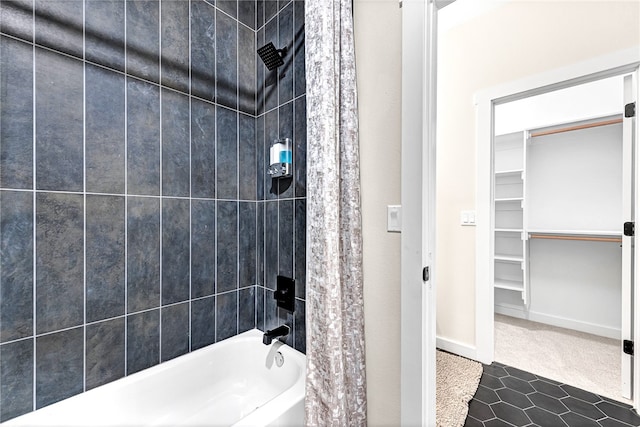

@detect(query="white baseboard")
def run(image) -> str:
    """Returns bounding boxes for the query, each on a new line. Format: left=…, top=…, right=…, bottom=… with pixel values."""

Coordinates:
left=495, top=303, right=621, bottom=340
left=436, top=336, right=479, bottom=362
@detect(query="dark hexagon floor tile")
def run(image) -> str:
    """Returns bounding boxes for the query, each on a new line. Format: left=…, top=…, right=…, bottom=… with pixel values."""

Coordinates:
left=484, top=363, right=509, bottom=378
left=481, top=372, right=505, bottom=390
left=562, top=397, right=606, bottom=421
left=598, top=416, right=638, bottom=427
left=504, top=366, right=538, bottom=382
left=468, top=399, right=496, bottom=422
left=601, top=396, right=633, bottom=409
left=528, top=392, right=569, bottom=415
left=560, top=384, right=602, bottom=404
left=561, top=411, right=601, bottom=427
left=530, top=379, right=569, bottom=399
left=476, top=385, right=501, bottom=405
left=463, top=415, right=484, bottom=427
left=485, top=418, right=517, bottom=427
left=502, top=376, right=536, bottom=395
left=491, top=402, right=532, bottom=426
left=596, top=401, right=640, bottom=426
left=496, top=387, right=534, bottom=410
left=525, top=407, right=569, bottom=427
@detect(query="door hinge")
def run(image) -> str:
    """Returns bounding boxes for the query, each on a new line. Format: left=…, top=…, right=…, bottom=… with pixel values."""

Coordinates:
left=624, top=340, right=634, bottom=356
left=624, top=222, right=635, bottom=237
left=422, top=266, right=429, bottom=282
left=625, top=102, right=636, bottom=118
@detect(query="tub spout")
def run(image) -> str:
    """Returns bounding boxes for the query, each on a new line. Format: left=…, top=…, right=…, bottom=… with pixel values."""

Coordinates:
left=263, top=325, right=290, bottom=345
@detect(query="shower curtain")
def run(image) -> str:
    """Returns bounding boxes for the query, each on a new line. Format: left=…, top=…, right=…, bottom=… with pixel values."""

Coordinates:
left=304, top=0, right=367, bottom=425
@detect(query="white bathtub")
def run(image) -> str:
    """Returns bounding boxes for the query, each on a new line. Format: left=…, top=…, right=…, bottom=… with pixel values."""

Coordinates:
left=4, top=329, right=305, bottom=427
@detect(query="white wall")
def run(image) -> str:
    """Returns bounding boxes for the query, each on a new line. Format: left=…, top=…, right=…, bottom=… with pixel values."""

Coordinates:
left=354, top=1, right=402, bottom=425
left=436, top=0, right=640, bottom=349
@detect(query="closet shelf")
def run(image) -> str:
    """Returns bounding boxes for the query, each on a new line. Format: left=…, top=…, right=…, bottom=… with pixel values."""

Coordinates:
left=494, top=280, right=524, bottom=292
left=495, top=197, right=524, bottom=202
left=495, top=254, right=524, bottom=262
left=495, top=228, right=523, bottom=233
left=495, top=169, right=523, bottom=176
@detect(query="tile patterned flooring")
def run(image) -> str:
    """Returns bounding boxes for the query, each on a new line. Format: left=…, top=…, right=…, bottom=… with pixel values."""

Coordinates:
left=464, top=362, right=640, bottom=427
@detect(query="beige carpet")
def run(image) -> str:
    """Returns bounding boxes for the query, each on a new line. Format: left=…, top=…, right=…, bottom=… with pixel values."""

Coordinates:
left=495, top=314, right=632, bottom=405
left=436, top=350, right=483, bottom=427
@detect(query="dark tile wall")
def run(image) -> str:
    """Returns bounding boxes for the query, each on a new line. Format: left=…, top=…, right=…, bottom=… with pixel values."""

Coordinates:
left=0, top=0, right=308, bottom=422
left=256, top=0, right=307, bottom=354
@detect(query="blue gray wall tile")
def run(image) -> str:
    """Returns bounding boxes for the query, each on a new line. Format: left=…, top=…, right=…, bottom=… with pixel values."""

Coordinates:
left=36, top=327, right=84, bottom=409
left=86, top=64, right=126, bottom=194
left=239, top=114, right=257, bottom=200
left=216, top=106, right=239, bottom=199
left=0, top=338, right=33, bottom=421
left=216, top=10, right=238, bottom=109
left=191, top=199, right=216, bottom=298
left=294, top=96, right=307, bottom=197
left=127, top=78, right=161, bottom=196
left=264, top=109, right=279, bottom=200
left=191, top=296, right=215, bottom=350
left=161, top=89, right=190, bottom=197
left=294, top=299, right=305, bottom=353
left=127, top=197, right=161, bottom=313
left=264, top=0, right=277, bottom=24
left=0, top=36, right=33, bottom=189
left=0, top=0, right=33, bottom=42
left=190, top=0, right=217, bottom=102
left=278, top=200, right=294, bottom=278
left=239, top=23, right=256, bottom=115
left=239, top=202, right=257, bottom=287
left=34, top=0, right=83, bottom=59
left=162, top=198, right=191, bottom=305
left=217, top=0, right=237, bottom=18
left=263, top=17, right=278, bottom=111
left=264, top=200, right=278, bottom=290
left=161, top=303, right=190, bottom=362
left=216, top=291, right=238, bottom=341
left=277, top=102, right=294, bottom=198
left=35, top=48, right=83, bottom=192
left=256, top=115, right=265, bottom=200
left=0, top=191, right=33, bottom=342
left=238, top=0, right=255, bottom=30
left=86, top=318, right=125, bottom=390
left=293, top=0, right=305, bottom=98
left=126, top=309, right=160, bottom=375
left=126, top=0, right=160, bottom=83
left=36, top=193, right=84, bottom=334
left=217, top=201, right=238, bottom=293
left=295, top=199, right=306, bottom=299
left=278, top=2, right=293, bottom=104
left=85, top=0, right=125, bottom=72
left=160, top=0, right=190, bottom=93
left=191, top=99, right=217, bottom=199
left=86, top=195, right=125, bottom=323
left=239, top=286, right=256, bottom=333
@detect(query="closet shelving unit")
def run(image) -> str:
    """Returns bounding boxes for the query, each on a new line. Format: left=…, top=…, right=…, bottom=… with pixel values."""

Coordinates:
left=494, top=132, right=528, bottom=301
left=493, top=115, right=623, bottom=312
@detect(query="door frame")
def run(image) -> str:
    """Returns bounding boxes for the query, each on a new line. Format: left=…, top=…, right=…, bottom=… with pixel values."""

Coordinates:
left=475, top=47, right=640, bottom=406
left=401, top=0, right=438, bottom=425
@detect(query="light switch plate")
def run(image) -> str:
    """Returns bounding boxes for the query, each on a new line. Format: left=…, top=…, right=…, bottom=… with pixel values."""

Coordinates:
left=387, top=205, right=402, bottom=232
left=460, top=210, right=476, bottom=226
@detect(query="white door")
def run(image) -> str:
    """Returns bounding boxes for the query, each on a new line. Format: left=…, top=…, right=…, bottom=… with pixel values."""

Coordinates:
left=622, top=72, right=638, bottom=400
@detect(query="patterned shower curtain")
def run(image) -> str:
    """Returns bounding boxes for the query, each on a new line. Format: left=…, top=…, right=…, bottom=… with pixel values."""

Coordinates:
left=304, top=0, right=367, bottom=425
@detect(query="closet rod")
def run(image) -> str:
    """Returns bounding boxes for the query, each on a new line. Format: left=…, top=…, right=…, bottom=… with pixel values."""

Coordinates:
left=530, top=118, right=623, bottom=138
left=529, top=234, right=621, bottom=243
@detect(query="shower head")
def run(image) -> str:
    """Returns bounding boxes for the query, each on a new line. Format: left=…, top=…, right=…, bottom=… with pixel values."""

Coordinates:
left=257, top=42, right=288, bottom=71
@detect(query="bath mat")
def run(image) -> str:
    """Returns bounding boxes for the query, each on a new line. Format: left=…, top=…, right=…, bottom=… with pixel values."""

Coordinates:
left=436, top=350, right=482, bottom=427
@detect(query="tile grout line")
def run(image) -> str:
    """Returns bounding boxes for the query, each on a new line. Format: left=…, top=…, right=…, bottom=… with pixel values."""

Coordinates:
left=82, top=0, right=87, bottom=394
left=31, top=0, right=37, bottom=410
left=123, top=0, right=129, bottom=378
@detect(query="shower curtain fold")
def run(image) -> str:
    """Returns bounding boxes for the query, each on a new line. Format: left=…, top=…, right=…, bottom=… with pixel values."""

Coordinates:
left=304, top=1, right=367, bottom=426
